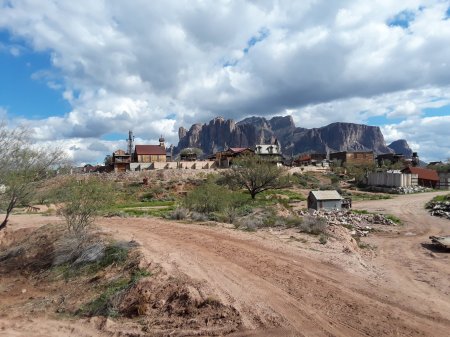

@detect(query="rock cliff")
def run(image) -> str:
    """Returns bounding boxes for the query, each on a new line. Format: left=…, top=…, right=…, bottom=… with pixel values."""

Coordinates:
left=387, top=139, right=413, bottom=158
left=175, top=116, right=411, bottom=157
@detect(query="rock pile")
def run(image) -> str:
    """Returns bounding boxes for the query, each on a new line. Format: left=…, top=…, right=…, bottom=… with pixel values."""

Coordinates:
left=298, top=209, right=398, bottom=237
left=428, top=201, right=450, bottom=220
left=391, top=186, right=432, bottom=194
left=367, top=185, right=432, bottom=194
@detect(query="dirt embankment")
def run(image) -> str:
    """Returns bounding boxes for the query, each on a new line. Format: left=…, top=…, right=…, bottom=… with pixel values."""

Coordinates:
left=1, top=191, right=450, bottom=336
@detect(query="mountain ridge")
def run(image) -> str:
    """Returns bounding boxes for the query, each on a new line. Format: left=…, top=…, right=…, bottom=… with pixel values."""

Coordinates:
left=175, top=116, right=413, bottom=158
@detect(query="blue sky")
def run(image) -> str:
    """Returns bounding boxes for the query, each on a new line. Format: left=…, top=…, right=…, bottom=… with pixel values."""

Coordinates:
left=0, top=1, right=450, bottom=163
left=0, top=30, right=70, bottom=119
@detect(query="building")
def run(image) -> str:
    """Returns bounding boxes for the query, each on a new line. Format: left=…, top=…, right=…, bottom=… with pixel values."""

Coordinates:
left=438, top=172, right=450, bottom=190
left=294, top=153, right=327, bottom=166
left=367, top=171, right=418, bottom=187
left=134, top=145, right=167, bottom=163
left=255, top=140, right=283, bottom=164
left=329, top=151, right=374, bottom=166
left=376, top=153, right=405, bottom=167
left=112, top=149, right=131, bottom=172
left=215, top=147, right=254, bottom=168
left=401, top=166, right=439, bottom=188
left=307, top=190, right=343, bottom=210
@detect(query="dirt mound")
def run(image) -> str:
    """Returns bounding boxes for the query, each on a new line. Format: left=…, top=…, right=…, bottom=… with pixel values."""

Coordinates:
left=115, top=275, right=241, bottom=335
left=0, top=224, right=65, bottom=273
left=0, top=224, right=243, bottom=337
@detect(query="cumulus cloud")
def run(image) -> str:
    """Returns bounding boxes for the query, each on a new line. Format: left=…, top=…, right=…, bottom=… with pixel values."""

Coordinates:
left=382, top=116, right=450, bottom=162
left=0, top=0, right=449, bottom=162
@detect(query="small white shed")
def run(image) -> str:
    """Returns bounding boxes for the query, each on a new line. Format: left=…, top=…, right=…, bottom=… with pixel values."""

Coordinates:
left=307, top=190, right=343, bottom=210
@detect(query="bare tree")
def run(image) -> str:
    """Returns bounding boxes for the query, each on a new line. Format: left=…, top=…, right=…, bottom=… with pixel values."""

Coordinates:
left=0, top=122, right=67, bottom=230
left=222, top=155, right=285, bottom=199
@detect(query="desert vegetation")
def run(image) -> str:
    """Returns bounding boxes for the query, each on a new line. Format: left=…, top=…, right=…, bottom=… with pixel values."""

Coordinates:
left=0, top=123, right=67, bottom=230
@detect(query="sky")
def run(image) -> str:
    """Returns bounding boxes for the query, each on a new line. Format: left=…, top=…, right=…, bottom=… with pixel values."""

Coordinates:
left=0, top=0, right=450, bottom=164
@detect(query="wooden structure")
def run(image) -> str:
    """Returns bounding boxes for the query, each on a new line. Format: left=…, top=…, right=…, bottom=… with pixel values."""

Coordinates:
left=376, top=153, right=405, bottom=167
left=294, top=153, right=327, bottom=166
left=402, top=166, right=439, bottom=188
left=112, top=149, right=131, bottom=172
left=307, top=190, right=343, bottom=210
left=180, top=152, right=198, bottom=161
left=134, top=145, right=167, bottom=163
left=215, top=147, right=254, bottom=168
left=330, top=151, right=374, bottom=166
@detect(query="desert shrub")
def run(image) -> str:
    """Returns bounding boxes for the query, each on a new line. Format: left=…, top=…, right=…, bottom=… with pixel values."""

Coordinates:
left=190, top=211, right=208, bottom=222
left=298, top=215, right=327, bottom=235
left=140, top=186, right=165, bottom=201
left=168, top=207, right=188, bottom=220
left=330, top=174, right=340, bottom=185
left=56, top=177, right=114, bottom=234
left=238, top=204, right=254, bottom=216
left=319, top=234, right=328, bottom=244
left=234, top=216, right=263, bottom=231
left=284, top=216, right=303, bottom=228
left=384, top=214, right=402, bottom=225
left=292, top=172, right=321, bottom=189
left=99, top=244, right=129, bottom=268
left=221, top=206, right=239, bottom=224
left=183, top=181, right=246, bottom=214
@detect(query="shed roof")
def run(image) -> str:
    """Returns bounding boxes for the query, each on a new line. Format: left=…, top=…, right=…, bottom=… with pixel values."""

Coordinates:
left=309, top=190, right=343, bottom=200
left=402, top=166, right=439, bottom=181
left=135, top=145, right=166, bottom=155
left=229, top=147, right=252, bottom=153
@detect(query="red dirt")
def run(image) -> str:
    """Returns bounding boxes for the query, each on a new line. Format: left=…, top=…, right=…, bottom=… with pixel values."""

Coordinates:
left=1, top=191, right=450, bottom=336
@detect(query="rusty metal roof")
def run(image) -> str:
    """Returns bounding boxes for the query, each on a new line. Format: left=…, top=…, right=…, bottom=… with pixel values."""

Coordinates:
left=135, top=145, right=166, bottom=155
left=403, top=167, right=439, bottom=181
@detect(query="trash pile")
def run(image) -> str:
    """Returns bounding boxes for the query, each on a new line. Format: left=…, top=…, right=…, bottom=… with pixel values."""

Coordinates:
left=427, top=201, right=450, bottom=220
left=298, top=209, right=398, bottom=237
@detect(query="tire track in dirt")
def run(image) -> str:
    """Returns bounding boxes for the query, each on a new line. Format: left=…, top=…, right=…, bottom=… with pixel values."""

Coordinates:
left=104, top=205, right=450, bottom=337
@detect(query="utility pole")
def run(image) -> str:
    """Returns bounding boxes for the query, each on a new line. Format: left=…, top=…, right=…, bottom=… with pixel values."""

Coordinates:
left=126, top=130, right=135, bottom=156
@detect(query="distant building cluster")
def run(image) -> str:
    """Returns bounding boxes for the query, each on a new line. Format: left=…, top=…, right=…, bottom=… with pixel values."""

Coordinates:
left=73, top=130, right=448, bottom=191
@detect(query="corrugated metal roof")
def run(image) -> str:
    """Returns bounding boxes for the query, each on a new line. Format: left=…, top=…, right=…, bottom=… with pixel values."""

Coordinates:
left=310, top=190, right=343, bottom=200
left=402, top=166, right=439, bottom=181
left=135, top=145, right=166, bottom=155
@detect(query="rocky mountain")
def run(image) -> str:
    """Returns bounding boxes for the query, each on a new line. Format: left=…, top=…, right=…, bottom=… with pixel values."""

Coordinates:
left=175, top=116, right=412, bottom=157
left=387, top=139, right=413, bottom=158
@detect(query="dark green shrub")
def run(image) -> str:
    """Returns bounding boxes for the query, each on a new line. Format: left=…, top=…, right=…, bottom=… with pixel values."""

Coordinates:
left=183, top=181, right=246, bottom=214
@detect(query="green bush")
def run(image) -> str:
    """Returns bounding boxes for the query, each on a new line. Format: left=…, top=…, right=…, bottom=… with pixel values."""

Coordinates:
left=183, top=181, right=246, bottom=214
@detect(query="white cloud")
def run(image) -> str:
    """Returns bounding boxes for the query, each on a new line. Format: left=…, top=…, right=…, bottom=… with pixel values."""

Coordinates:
left=381, top=116, right=450, bottom=162
left=0, top=0, right=449, bottom=163
left=0, top=106, right=7, bottom=119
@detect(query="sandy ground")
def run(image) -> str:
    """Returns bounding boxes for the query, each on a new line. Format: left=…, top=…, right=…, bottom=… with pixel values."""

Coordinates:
left=1, top=191, right=450, bottom=336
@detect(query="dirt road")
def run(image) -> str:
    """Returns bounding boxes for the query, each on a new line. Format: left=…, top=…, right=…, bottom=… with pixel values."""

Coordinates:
left=2, top=191, right=450, bottom=336
left=100, top=191, right=450, bottom=336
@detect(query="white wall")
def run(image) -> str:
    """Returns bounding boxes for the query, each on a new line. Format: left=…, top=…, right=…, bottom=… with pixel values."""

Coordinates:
left=130, top=161, right=217, bottom=171
left=367, top=172, right=418, bottom=187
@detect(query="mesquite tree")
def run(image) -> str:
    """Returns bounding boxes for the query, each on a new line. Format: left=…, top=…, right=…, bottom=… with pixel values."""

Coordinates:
left=222, top=155, right=286, bottom=199
left=0, top=123, right=66, bottom=230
